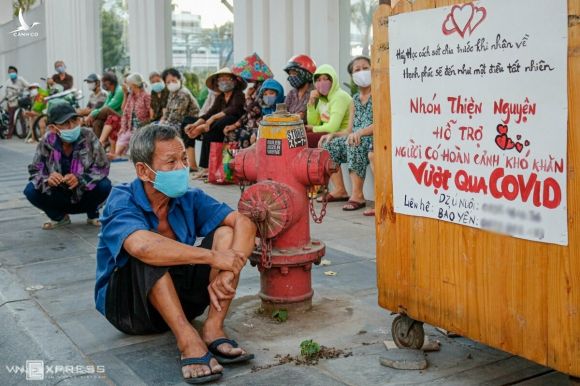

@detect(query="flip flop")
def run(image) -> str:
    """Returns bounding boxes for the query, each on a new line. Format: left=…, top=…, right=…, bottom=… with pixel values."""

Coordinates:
left=42, top=215, right=71, bottom=230
left=316, top=193, right=350, bottom=203
left=86, top=218, right=101, bottom=227
left=343, top=201, right=366, bottom=211
left=363, top=208, right=375, bottom=217
left=208, top=338, right=255, bottom=365
left=180, top=352, right=222, bottom=384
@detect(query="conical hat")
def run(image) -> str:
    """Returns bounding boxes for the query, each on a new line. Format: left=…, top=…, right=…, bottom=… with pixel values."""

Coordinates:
left=231, top=53, right=273, bottom=82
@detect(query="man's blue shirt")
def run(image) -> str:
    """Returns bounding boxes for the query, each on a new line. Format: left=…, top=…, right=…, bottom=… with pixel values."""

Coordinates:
left=94, top=179, right=233, bottom=315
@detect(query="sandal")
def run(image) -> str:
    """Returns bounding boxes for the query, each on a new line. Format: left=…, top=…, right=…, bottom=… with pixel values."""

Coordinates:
left=86, top=218, right=101, bottom=227
left=342, top=201, right=366, bottom=211
left=363, top=208, right=375, bottom=217
left=42, top=215, right=71, bottom=230
left=207, top=338, right=255, bottom=365
left=180, top=352, right=222, bottom=384
left=316, top=193, right=350, bottom=203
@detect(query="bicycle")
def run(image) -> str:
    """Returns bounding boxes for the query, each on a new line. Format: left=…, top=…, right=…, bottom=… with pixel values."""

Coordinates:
left=13, top=90, right=32, bottom=139
left=32, top=87, right=83, bottom=141
left=0, top=85, right=22, bottom=139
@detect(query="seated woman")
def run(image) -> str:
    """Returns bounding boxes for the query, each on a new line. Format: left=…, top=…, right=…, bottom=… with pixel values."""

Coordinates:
left=258, top=78, right=285, bottom=116
left=109, top=73, right=151, bottom=161
left=223, top=53, right=273, bottom=148
left=159, top=68, right=200, bottom=170
left=149, top=71, right=169, bottom=122
left=306, top=64, right=352, bottom=148
left=284, top=54, right=316, bottom=123
left=24, top=100, right=111, bottom=229
left=184, top=68, right=246, bottom=179
left=319, top=56, right=374, bottom=211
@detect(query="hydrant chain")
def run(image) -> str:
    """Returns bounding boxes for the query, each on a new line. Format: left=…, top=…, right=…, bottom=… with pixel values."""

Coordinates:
left=309, top=185, right=329, bottom=224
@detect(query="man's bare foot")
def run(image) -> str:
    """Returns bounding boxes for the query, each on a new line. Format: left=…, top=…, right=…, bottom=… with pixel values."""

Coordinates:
left=179, top=332, right=223, bottom=380
left=202, top=324, right=245, bottom=358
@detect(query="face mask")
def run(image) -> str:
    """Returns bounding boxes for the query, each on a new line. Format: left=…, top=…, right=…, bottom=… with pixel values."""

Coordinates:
left=352, top=70, right=371, bottom=88
left=30, top=89, right=39, bottom=97
left=316, top=80, right=332, bottom=96
left=151, top=81, right=165, bottom=93
left=8, top=72, right=17, bottom=80
left=146, top=165, right=189, bottom=198
left=87, top=82, right=96, bottom=91
left=288, top=75, right=307, bottom=89
left=58, top=125, right=81, bottom=143
left=56, top=66, right=66, bottom=74
left=167, top=81, right=180, bottom=93
left=262, top=94, right=277, bottom=106
left=218, top=80, right=235, bottom=93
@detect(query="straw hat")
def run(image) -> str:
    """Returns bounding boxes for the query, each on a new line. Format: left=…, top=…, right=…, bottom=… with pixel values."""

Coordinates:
left=205, top=67, right=247, bottom=92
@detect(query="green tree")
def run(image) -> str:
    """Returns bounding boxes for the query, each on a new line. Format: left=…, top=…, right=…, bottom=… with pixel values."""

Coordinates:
left=351, top=0, right=378, bottom=56
left=101, top=4, right=127, bottom=71
left=12, top=0, right=36, bottom=16
left=201, top=21, right=234, bottom=68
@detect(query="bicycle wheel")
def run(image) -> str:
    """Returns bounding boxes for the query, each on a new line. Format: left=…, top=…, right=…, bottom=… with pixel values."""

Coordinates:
left=33, top=114, right=47, bottom=140
left=14, top=109, right=28, bottom=139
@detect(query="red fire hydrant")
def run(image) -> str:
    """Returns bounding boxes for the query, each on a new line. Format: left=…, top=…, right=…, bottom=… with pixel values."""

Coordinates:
left=232, top=104, right=337, bottom=311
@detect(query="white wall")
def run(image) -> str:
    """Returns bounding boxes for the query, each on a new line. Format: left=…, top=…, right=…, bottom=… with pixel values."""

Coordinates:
left=127, top=0, right=172, bottom=77
left=233, top=0, right=352, bottom=92
left=45, top=0, right=102, bottom=100
left=0, top=4, right=46, bottom=93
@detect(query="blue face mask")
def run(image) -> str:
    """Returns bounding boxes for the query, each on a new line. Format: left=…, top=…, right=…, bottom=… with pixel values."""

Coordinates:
left=147, top=165, right=189, bottom=198
left=263, top=94, right=277, bottom=106
left=58, top=125, right=81, bottom=143
left=151, top=82, right=165, bottom=93
left=8, top=72, right=17, bottom=80
left=56, top=66, right=66, bottom=74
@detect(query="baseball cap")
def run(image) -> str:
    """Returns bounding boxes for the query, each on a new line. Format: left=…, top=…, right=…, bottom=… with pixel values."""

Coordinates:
left=84, top=73, right=100, bottom=82
left=47, top=100, right=78, bottom=125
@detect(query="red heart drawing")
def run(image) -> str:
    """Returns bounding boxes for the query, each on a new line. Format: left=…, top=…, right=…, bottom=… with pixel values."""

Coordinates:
left=497, top=124, right=508, bottom=135
left=470, top=6, right=487, bottom=34
left=524, top=140, right=530, bottom=146
left=506, top=137, right=515, bottom=150
left=450, top=3, right=474, bottom=38
left=442, top=2, right=487, bottom=38
left=515, top=142, right=524, bottom=153
left=516, top=135, right=522, bottom=140
left=495, top=134, right=508, bottom=150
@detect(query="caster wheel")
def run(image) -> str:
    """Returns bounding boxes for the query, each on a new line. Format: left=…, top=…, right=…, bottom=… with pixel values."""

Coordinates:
left=392, top=314, right=425, bottom=349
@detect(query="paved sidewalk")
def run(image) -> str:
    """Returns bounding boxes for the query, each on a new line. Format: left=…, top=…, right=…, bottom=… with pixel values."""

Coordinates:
left=0, top=139, right=570, bottom=385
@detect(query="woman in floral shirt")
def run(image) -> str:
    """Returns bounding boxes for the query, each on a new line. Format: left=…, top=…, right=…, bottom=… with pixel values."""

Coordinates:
left=109, top=73, right=151, bottom=160
left=24, top=100, right=111, bottom=229
left=319, top=56, right=374, bottom=212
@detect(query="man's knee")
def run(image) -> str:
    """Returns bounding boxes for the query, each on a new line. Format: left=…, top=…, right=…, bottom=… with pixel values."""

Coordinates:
left=23, top=182, right=41, bottom=204
left=213, top=226, right=234, bottom=249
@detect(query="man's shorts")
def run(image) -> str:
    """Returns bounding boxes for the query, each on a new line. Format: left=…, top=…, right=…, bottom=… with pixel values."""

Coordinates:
left=104, top=231, right=214, bottom=335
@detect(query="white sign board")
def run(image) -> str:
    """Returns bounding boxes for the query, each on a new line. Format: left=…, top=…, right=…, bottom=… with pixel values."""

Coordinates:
left=389, top=0, right=568, bottom=245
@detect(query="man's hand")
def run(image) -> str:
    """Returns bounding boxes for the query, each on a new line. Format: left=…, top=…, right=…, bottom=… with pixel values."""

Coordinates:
left=63, top=174, right=79, bottom=189
left=47, top=172, right=64, bottom=187
left=210, top=249, right=246, bottom=275
left=84, top=115, right=94, bottom=126
left=208, top=271, right=236, bottom=312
